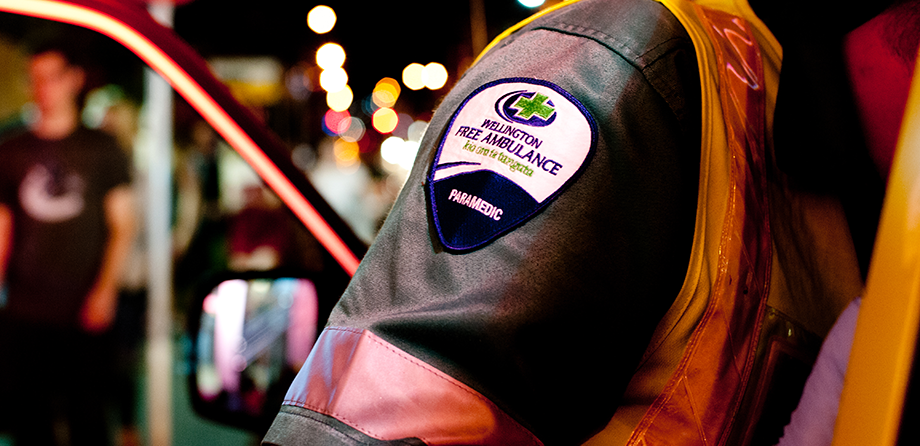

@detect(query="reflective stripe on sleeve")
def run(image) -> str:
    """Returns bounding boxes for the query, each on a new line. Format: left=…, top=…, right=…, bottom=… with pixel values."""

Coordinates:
left=282, top=327, right=543, bottom=446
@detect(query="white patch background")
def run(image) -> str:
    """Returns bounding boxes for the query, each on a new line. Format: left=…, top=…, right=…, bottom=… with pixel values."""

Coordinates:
left=432, top=80, right=594, bottom=203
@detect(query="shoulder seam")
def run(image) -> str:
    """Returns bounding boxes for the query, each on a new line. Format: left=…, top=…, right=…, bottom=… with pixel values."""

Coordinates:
left=531, top=23, right=692, bottom=72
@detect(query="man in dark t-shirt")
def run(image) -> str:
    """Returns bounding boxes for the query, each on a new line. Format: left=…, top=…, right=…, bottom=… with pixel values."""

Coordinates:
left=0, top=127, right=132, bottom=327
left=0, top=42, right=135, bottom=446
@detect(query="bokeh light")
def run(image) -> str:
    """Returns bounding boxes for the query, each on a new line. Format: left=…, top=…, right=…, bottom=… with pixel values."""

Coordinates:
left=380, top=136, right=420, bottom=171
left=422, top=62, right=448, bottom=90
left=333, top=138, right=360, bottom=167
left=372, top=107, right=399, bottom=133
left=307, top=5, right=336, bottom=34
left=319, top=67, right=348, bottom=93
left=316, top=43, right=346, bottom=69
left=402, top=63, right=425, bottom=91
left=373, top=77, right=401, bottom=108
left=323, top=109, right=351, bottom=136
left=339, top=117, right=366, bottom=143
left=326, top=85, right=353, bottom=112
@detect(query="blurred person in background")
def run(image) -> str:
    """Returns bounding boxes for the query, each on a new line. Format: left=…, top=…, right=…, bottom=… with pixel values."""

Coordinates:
left=0, top=36, right=135, bottom=446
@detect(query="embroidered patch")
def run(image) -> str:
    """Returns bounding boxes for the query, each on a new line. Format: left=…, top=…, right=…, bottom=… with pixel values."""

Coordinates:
left=428, top=78, right=597, bottom=251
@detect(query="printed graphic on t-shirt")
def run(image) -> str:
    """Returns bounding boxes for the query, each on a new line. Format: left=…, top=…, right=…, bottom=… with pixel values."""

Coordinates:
left=19, top=164, right=86, bottom=223
left=429, top=78, right=597, bottom=251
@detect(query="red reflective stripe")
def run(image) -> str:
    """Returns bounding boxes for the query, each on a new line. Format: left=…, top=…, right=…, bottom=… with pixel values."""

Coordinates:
left=284, top=327, right=543, bottom=446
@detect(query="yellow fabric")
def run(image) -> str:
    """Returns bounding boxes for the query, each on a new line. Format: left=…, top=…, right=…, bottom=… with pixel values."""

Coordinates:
left=471, top=0, right=860, bottom=444
left=585, top=0, right=859, bottom=444
left=583, top=2, right=765, bottom=443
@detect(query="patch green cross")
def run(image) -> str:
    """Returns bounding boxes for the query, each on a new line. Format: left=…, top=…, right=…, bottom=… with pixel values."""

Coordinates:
left=512, top=93, right=555, bottom=120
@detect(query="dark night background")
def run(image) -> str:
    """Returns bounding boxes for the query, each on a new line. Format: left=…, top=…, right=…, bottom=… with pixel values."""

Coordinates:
left=0, top=1, right=555, bottom=152
left=172, top=0, right=543, bottom=92
left=0, top=0, right=547, bottom=105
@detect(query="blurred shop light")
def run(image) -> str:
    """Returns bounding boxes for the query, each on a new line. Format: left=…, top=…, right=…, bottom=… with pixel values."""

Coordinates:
left=323, top=109, right=351, bottom=136
left=326, top=85, right=354, bottom=112
left=372, top=107, right=399, bottom=133
left=308, top=5, right=337, bottom=34
left=316, top=43, right=346, bottom=69
left=373, top=77, right=401, bottom=108
left=422, top=62, right=448, bottom=90
left=209, top=56, right=284, bottom=106
left=381, top=136, right=420, bottom=171
left=320, top=67, right=349, bottom=93
left=518, top=0, right=546, bottom=6
left=402, top=63, right=425, bottom=91
left=333, top=138, right=360, bottom=167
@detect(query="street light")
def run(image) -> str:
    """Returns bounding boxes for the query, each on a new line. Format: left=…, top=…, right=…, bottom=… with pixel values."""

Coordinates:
left=319, top=67, right=348, bottom=93
left=307, top=5, right=336, bottom=34
left=316, top=43, right=346, bottom=69
left=422, top=62, right=448, bottom=90
left=402, top=63, right=425, bottom=91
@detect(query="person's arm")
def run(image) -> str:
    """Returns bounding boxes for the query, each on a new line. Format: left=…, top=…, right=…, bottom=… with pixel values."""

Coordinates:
left=263, top=1, right=700, bottom=444
left=80, top=185, right=136, bottom=333
left=776, top=298, right=862, bottom=446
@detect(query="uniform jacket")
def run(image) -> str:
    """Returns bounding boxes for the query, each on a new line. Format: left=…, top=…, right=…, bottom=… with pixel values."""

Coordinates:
left=263, top=0, right=862, bottom=444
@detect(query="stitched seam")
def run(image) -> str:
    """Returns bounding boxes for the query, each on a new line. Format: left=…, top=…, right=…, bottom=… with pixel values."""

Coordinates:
left=538, top=22, right=690, bottom=68
left=534, top=24, right=643, bottom=70
left=527, top=24, right=693, bottom=121
left=639, top=36, right=693, bottom=66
